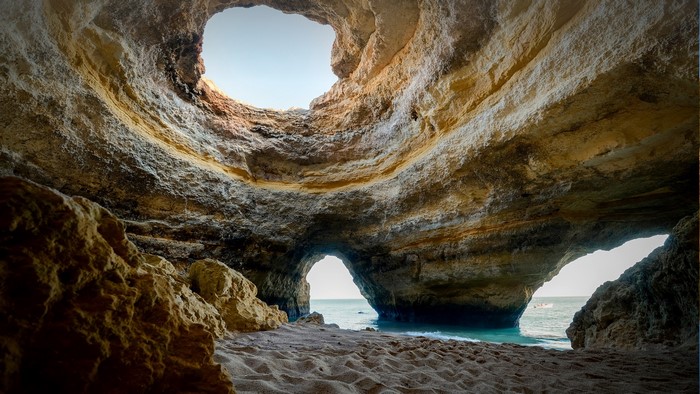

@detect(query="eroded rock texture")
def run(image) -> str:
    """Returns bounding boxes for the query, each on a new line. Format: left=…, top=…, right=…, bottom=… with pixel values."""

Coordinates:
left=567, top=215, right=699, bottom=350
left=189, top=258, right=288, bottom=331
left=0, top=0, right=698, bottom=328
left=0, top=177, right=234, bottom=393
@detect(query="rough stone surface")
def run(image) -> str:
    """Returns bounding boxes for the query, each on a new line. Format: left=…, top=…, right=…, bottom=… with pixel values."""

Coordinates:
left=567, top=214, right=699, bottom=350
left=189, top=258, right=288, bottom=332
left=0, top=0, right=697, bottom=328
left=296, top=312, right=326, bottom=325
left=0, top=177, right=234, bottom=393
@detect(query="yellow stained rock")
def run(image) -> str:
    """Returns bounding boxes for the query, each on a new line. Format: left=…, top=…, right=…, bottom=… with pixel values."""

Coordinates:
left=189, top=258, right=288, bottom=332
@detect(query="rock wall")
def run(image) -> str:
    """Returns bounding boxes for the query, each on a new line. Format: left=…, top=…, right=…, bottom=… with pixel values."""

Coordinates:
left=0, top=0, right=697, bottom=327
left=0, top=177, right=234, bottom=393
left=567, top=214, right=699, bottom=350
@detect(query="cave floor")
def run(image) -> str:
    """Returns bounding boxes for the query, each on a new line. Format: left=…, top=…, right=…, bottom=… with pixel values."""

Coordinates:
left=214, top=324, right=698, bottom=393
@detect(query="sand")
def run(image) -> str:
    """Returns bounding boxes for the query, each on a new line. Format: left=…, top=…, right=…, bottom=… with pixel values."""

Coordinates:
left=214, top=323, right=698, bottom=393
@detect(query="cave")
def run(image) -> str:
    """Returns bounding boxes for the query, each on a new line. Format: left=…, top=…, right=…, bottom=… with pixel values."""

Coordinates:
left=1, top=0, right=698, bottom=390
left=2, top=0, right=696, bottom=327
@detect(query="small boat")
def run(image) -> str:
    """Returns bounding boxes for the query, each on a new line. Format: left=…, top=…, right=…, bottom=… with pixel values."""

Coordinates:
left=533, top=303, right=554, bottom=309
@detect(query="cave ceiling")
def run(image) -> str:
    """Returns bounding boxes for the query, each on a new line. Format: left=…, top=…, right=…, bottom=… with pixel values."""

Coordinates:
left=0, top=0, right=697, bottom=325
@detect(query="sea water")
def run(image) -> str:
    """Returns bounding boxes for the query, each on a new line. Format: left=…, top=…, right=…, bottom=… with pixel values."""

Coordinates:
left=308, top=297, right=589, bottom=350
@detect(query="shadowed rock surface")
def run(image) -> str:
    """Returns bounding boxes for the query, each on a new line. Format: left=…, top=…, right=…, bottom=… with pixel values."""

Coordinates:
left=567, top=214, right=699, bottom=350
left=189, top=258, right=288, bottom=331
left=0, top=0, right=697, bottom=331
left=296, top=312, right=326, bottom=325
left=0, top=177, right=234, bottom=393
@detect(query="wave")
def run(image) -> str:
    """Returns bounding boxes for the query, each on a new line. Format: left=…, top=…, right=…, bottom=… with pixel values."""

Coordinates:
left=404, top=331, right=481, bottom=342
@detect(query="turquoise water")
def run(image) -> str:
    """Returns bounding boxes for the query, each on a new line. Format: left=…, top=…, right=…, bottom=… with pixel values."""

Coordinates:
left=309, top=297, right=589, bottom=350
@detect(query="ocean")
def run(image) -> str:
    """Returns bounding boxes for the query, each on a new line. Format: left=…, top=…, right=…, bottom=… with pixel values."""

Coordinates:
left=309, top=296, right=589, bottom=350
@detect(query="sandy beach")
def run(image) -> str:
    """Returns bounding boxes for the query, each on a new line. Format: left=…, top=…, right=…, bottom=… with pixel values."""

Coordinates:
left=214, top=324, right=698, bottom=393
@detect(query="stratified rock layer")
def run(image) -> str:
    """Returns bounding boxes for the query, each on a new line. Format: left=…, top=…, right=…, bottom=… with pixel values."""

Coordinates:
left=0, top=177, right=234, bottom=393
left=0, top=0, right=697, bottom=328
left=567, top=215, right=699, bottom=350
left=189, top=258, right=288, bottom=331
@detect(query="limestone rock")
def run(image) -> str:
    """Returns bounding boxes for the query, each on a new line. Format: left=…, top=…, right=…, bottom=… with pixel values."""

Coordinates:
left=566, top=215, right=699, bottom=350
left=0, top=177, right=234, bottom=393
left=296, top=312, right=326, bottom=325
left=189, top=259, right=288, bottom=332
left=0, top=0, right=697, bottom=331
left=142, top=254, right=228, bottom=338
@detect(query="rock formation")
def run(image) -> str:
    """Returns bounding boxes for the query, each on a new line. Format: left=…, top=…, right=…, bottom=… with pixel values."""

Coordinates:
left=0, top=177, right=234, bottom=393
left=189, top=258, right=288, bottom=331
left=567, top=214, right=699, bottom=350
left=0, top=0, right=697, bottom=331
left=296, top=312, right=326, bottom=325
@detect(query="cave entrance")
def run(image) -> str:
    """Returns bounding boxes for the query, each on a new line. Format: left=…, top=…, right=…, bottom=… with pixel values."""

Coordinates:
left=201, top=5, right=337, bottom=110
left=519, top=234, right=668, bottom=348
left=305, top=255, right=378, bottom=329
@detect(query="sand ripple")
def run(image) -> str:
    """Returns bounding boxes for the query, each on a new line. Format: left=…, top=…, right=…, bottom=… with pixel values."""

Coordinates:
left=215, top=324, right=698, bottom=393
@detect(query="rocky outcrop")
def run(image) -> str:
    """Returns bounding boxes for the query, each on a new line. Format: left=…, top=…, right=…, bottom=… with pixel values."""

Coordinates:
left=189, top=258, right=288, bottom=331
left=0, top=0, right=697, bottom=328
left=566, top=215, right=699, bottom=350
left=0, top=177, right=234, bottom=393
left=296, top=312, right=326, bottom=325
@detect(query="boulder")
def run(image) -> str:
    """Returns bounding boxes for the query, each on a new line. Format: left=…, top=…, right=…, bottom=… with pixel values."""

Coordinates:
left=0, top=176, right=234, bottom=393
left=189, top=258, right=288, bottom=332
left=296, top=312, right=326, bottom=325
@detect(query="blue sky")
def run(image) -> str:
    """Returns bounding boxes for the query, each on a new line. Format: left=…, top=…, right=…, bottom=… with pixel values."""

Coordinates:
left=201, top=5, right=337, bottom=110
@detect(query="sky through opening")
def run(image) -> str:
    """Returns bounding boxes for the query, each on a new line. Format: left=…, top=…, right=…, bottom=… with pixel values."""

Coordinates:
left=201, top=5, right=337, bottom=110
left=307, top=256, right=363, bottom=300
left=534, top=234, right=668, bottom=297
left=305, top=236, right=668, bottom=300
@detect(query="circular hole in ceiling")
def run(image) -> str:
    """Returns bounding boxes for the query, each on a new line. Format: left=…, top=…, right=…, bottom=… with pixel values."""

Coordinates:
left=201, top=5, right=337, bottom=111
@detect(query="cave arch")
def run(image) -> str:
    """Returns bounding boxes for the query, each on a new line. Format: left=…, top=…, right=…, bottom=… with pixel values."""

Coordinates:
left=518, top=234, right=671, bottom=344
left=250, top=227, right=686, bottom=329
left=305, top=255, right=364, bottom=300
left=292, top=249, right=372, bottom=320
left=532, top=235, right=670, bottom=298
